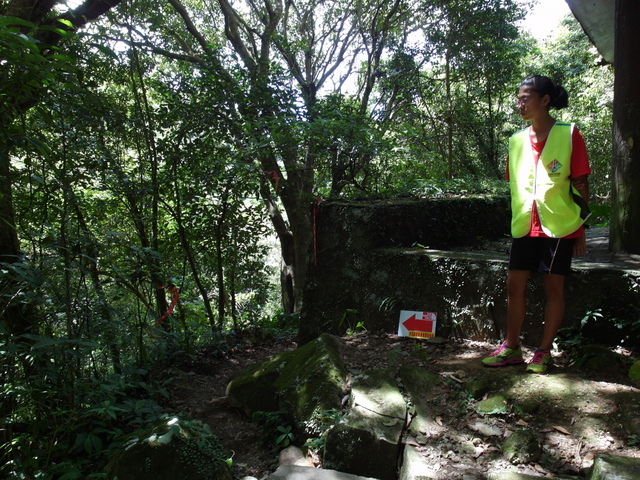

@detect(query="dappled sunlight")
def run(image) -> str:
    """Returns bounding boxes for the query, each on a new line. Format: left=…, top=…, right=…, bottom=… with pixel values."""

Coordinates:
left=504, top=373, right=640, bottom=469
left=508, top=373, right=639, bottom=414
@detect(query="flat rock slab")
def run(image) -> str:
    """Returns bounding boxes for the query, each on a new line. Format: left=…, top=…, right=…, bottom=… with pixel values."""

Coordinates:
left=398, top=444, right=440, bottom=480
left=267, top=465, right=380, bottom=480
left=589, top=453, right=640, bottom=480
left=323, top=369, right=406, bottom=480
left=397, top=366, right=441, bottom=437
left=350, top=369, right=406, bottom=419
left=488, top=472, right=581, bottom=480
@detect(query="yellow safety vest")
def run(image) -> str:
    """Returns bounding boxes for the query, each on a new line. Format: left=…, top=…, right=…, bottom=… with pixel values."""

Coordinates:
left=509, top=122, right=582, bottom=238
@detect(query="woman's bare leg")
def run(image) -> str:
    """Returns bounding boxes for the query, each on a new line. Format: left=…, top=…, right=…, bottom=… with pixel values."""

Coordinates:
left=505, top=269, right=531, bottom=348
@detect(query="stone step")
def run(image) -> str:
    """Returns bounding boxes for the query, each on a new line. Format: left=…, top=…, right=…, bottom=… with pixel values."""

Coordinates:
left=267, top=465, right=380, bottom=480
left=487, top=472, right=581, bottom=480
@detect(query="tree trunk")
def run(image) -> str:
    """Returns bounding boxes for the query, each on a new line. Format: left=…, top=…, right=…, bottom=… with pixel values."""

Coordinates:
left=610, top=0, right=640, bottom=253
left=0, top=141, right=32, bottom=336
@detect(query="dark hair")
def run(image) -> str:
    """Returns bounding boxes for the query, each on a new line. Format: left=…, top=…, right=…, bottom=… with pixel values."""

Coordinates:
left=519, top=75, right=569, bottom=110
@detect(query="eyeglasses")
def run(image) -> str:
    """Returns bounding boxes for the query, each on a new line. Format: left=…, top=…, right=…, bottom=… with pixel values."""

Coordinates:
left=514, top=97, right=535, bottom=107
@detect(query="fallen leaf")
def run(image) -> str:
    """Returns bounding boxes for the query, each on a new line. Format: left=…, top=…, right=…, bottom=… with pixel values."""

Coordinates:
left=533, top=464, right=548, bottom=473
left=516, top=419, right=529, bottom=427
left=435, top=416, right=443, bottom=426
left=405, top=438, right=420, bottom=447
left=552, top=425, right=571, bottom=435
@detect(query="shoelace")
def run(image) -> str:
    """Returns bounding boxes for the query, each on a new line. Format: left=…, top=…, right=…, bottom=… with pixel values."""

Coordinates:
left=492, top=342, right=516, bottom=356
left=490, top=344, right=508, bottom=356
left=531, top=350, right=550, bottom=364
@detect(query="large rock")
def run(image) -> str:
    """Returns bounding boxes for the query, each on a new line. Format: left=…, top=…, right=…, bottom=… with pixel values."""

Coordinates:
left=226, top=333, right=348, bottom=436
left=323, top=369, right=406, bottom=480
left=104, top=416, right=231, bottom=480
left=588, top=453, right=640, bottom=480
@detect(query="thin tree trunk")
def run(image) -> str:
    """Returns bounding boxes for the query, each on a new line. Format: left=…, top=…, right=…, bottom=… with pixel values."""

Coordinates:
left=445, top=46, right=454, bottom=179
left=128, top=48, right=169, bottom=323
left=169, top=191, right=218, bottom=332
left=214, top=183, right=233, bottom=328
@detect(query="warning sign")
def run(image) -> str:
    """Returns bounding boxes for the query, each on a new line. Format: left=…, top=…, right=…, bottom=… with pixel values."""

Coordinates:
left=397, top=310, right=437, bottom=338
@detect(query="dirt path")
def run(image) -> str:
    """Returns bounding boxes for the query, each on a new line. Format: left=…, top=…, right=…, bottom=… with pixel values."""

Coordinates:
left=165, top=332, right=640, bottom=480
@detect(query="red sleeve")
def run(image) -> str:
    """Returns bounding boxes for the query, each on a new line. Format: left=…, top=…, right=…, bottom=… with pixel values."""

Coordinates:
left=571, top=127, right=591, bottom=178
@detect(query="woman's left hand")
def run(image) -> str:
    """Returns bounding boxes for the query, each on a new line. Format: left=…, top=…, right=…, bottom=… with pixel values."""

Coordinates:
left=573, top=235, right=587, bottom=257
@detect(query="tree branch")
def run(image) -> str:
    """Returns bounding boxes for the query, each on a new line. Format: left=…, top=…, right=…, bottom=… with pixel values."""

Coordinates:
left=218, top=0, right=258, bottom=71
left=166, top=0, right=211, bottom=53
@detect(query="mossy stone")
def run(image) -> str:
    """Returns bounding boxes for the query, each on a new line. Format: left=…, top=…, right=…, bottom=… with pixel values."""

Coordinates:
left=588, top=453, right=640, bottom=480
left=225, top=333, right=348, bottom=436
left=464, top=377, right=492, bottom=399
left=104, top=416, right=231, bottom=480
left=502, top=427, right=541, bottom=465
left=474, top=393, right=509, bottom=415
left=516, top=397, right=540, bottom=415
left=398, top=366, right=441, bottom=436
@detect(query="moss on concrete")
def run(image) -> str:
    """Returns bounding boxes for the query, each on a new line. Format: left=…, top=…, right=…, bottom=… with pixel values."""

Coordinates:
left=225, top=333, right=348, bottom=436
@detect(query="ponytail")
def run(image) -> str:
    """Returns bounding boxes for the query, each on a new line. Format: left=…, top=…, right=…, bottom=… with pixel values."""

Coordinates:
left=519, top=75, right=569, bottom=110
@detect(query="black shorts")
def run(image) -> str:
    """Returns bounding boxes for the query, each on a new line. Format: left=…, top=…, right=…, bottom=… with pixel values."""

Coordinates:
left=508, top=236, right=576, bottom=276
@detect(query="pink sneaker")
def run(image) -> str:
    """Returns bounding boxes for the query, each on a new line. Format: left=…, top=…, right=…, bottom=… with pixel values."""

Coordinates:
left=482, top=342, right=524, bottom=367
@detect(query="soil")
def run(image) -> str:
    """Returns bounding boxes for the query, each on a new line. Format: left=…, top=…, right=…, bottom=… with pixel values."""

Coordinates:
left=163, top=331, right=640, bottom=480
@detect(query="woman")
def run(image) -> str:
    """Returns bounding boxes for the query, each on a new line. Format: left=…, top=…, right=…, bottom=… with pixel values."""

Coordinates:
left=482, top=75, right=591, bottom=374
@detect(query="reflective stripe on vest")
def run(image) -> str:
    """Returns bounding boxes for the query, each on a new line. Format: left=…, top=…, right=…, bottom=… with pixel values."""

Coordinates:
left=509, top=122, right=582, bottom=238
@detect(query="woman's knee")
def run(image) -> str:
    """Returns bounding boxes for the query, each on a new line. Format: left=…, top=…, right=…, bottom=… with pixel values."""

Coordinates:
left=506, top=270, right=530, bottom=296
left=543, top=274, right=565, bottom=301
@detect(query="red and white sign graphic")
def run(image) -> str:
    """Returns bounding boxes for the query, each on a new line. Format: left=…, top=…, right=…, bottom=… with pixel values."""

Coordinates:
left=397, top=310, right=437, bottom=338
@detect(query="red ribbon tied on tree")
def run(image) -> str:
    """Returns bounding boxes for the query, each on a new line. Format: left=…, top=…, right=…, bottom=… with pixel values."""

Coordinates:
left=266, top=170, right=279, bottom=192
left=156, top=284, right=180, bottom=325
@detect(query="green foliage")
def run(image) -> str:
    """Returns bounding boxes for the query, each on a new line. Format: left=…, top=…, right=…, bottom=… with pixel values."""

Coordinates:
left=558, top=300, right=640, bottom=351
left=252, top=410, right=296, bottom=450
left=589, top=204, right=611, bottom=227
left=387, top=346, right=409, bottom=364
left=374, top=0, right=527, bottom=182
left=0, top=1, right=623, bottom=478
left=0, top=16, right=77, bottom=121
left=0, top=328, right=168, bottom=478
left=103, top=415, right=231, bottom=479
left=275, top=425, right=295, bottom=448
left=405, top=178, right=509, bottom=198
left=303, top=407, right=344, bottom=453
left=338, top=309, right=366, bottom=336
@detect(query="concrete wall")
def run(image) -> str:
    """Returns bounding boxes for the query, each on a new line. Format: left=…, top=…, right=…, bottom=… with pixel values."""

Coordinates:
left=300, top=197, right=640, bottom=348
